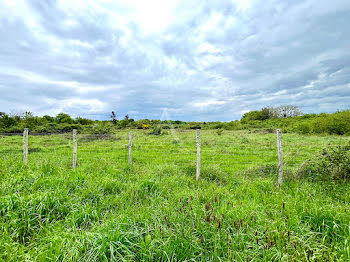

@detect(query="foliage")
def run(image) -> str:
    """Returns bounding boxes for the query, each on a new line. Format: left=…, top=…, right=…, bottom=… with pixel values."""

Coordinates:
left=297, top=143, right=350, bottom=182
left=150, top=126, right=163, bottom=135
left=56, top=113, right=74, bottom=124
left=241, top=105, right=303, bottom=122
left=89, top=123, right=113, bottom=134
left=216, top=129, right=223, bottom=135
left=0, top=110, right=349, bottom=136
left=110, top=111, right=117, bottom=125
left=270, top=105, right=303, bottom=118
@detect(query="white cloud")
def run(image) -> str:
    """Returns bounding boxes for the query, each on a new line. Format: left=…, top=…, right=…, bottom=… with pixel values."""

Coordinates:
left=193, top=100, right=226, bottom=108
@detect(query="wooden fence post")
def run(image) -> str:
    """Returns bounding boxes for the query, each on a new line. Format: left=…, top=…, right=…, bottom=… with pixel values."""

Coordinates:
left=23, top=128, right=28, bottom=164
left=73, top=129, right=77, bottom=168
left=129, top=131, right=132, bottom=165
left=196, top=129, right=201, bottom=180
left=277, top=129, right=283, bottom=185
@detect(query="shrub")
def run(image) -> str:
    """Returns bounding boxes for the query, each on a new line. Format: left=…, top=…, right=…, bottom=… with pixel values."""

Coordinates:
left=297, top=143, right=350, bottom=182
left=214, top=123, right=224, bottom=129
left=89, top=124, right=113, bottom=134
left=149, top=126, right=162, bottom=135
left=57, top=124, right=82, bottom=133
left=216, top=129, right=223, bottom=135
left=297, top=122, right=312, bottom=134
left=189, top=125, right=201, bottom=129
left=5, top=125, right=25, bottom=133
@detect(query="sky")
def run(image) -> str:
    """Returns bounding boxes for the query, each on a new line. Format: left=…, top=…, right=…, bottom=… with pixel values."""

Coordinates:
left=0, top=0, right=349, bottom=121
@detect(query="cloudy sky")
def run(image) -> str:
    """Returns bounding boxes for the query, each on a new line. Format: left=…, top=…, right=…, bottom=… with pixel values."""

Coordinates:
left=0, top=0, right=349, bottom=121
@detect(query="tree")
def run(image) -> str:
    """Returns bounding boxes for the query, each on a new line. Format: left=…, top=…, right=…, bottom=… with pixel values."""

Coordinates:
left=119, top=119, right=128, bottom=128
left=124, top=114, right=129, bottom=121
left=24, top=111, right=34, bottom=119
left=260, top=107, right=273, bottom=120
left=43, top=115, right=55, bottom=122
left=271, top=105, right=303, bottom=118
left=0, top=113, right=16, bottom=128
left=110, top=111, right=117, bottom=125
left=56, top=113, right=74, bottom=124
left=241, top=110, right=263, bottom=122
left=241, top=105, right=302, bottom=122
left=76, top=117, right=93, bottom=125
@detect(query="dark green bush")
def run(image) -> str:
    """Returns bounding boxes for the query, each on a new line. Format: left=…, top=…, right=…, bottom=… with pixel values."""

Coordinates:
left=189, top=125, right=201, bottom=129
left=151, top=127, right=161, bottom=135
left=216, top=129, right=223, bottom=135
left=297, top=122, right=312, bottom=134
left=0, top=110, right=349, bottom=134
left=297, top=143, right=350, bottom=182
left=89, top=123, right=113, bottom=134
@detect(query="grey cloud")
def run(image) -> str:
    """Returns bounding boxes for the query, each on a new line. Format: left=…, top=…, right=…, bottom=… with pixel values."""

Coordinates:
left=0, top=0, right=349, bottom=121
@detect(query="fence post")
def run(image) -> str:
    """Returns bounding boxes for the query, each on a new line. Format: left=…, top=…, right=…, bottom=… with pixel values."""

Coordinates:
left=196, top=129, right=201, bottom=180
left=23, top=128, right=28, bottom=164
left=277, top=129, right=283, bottom=185
left=129, top=131, right=132, bottom=165
left=73, top=129, right=77, bottom=168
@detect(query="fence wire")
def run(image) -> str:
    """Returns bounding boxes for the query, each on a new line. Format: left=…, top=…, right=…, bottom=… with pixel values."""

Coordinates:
left=0, top=130, right=349, bottom=180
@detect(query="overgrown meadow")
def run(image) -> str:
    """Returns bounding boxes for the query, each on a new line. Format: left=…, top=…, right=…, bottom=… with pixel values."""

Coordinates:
left=0, top=130, right=349, bottom=261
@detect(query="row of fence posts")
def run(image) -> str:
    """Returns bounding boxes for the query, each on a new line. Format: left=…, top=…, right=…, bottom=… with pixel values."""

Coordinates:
left=21, top=128, right=284, bottom=184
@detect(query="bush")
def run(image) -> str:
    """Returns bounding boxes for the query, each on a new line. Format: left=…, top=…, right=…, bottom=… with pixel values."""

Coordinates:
left=214, top=123, right=224, bottom=129
left=297, top=122, right=312, bottom=134
left=89, top=124, right=113, bottom=134
left=189, top=125, right=201, bottom=129
left=4, top=125, right=25, bottom=133
left=297, top=143, right=350, bottom=182
left=57, top=124, right=82, bottom=133
left=216, top=129, right=223, bottom=135
left=150, top=126, right=162, bottom=135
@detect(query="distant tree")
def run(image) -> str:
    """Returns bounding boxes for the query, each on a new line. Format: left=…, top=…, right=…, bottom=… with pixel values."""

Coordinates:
left=271, top=105, right=303, bottom=118
left=260, top=107, right=273, bottom=120
left=24, top=111, right=34, bottom=119
left=241, top=110, right=263, bottom=121
left=43, top=115, right=55, bottom=122
left=124, top=114, right=129, bottom=121
left=9, top=111, right=25, bottom=121
left=0, top=112, right=16, bottom=128
left=119, top=119, right=128, bottom=128
left=110, top=111, right=117, bottom=125
left=151, top=120, right=161, bottom=125
left=56, top=113, right=74, bottom=124
left=76, top=117, right=93, bottom=125
left=242, top=105, right=303, bottom=121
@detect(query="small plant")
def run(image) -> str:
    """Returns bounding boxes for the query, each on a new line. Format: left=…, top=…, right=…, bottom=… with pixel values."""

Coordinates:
left=90, top=124, right=113, bottom=134
left=172, top=139, right=180, bottom=144
left=297, top=143, right=350, bottom=181
left=216, top=129, right=223, bottom=135
left=149, top=126, right=166, bottom=135
left=297, top=122, right=312, bottom=134
left=154, top=126, right=162, bottom=135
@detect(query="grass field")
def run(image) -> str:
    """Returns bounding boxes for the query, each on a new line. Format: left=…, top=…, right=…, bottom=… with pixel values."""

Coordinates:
left=0, top=130, right=349, bottom=261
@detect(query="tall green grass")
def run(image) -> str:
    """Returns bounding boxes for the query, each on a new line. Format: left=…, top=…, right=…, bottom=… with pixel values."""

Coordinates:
left=0, top=130, right=349, bottom=261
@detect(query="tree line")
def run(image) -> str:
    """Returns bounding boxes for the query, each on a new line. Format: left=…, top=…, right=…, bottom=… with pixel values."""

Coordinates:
left=0, top=106, right=349, bottom=135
